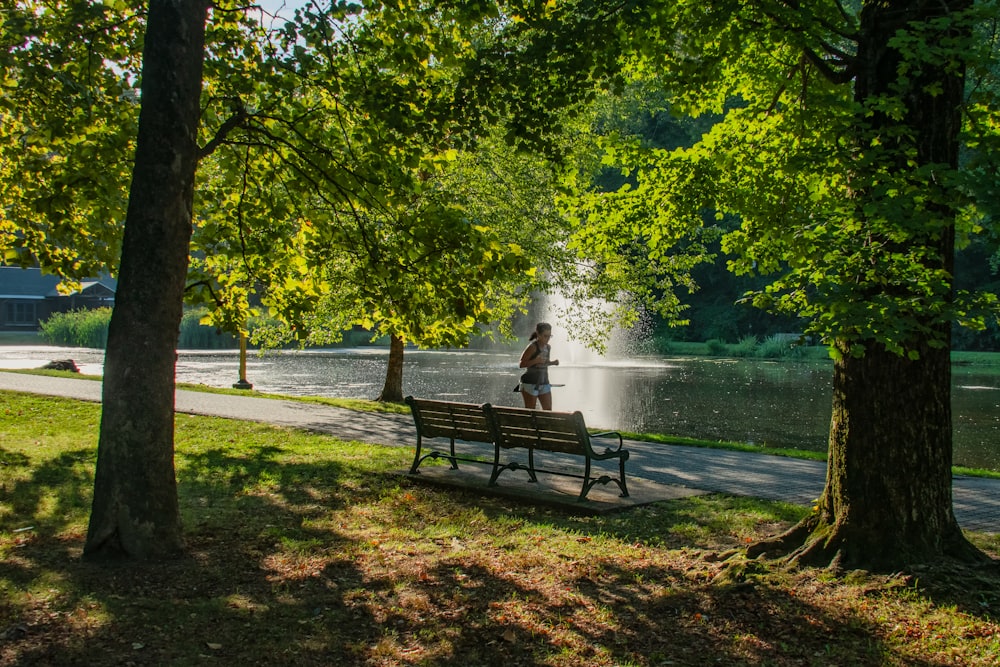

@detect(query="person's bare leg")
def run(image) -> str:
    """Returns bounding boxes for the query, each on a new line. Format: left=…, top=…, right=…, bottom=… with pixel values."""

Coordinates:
left=521, top=390, right=537, bottom=408
left=539, top=392, right=552, bottom=410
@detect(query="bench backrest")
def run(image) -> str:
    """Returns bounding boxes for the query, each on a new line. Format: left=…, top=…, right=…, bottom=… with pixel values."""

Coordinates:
left=482, top=404, right=590, bottom=456
left=405, top=396, right=492, bottom=443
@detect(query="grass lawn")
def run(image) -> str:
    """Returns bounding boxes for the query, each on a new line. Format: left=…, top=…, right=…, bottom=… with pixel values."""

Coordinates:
left=1, top=391, right=999, bottom=666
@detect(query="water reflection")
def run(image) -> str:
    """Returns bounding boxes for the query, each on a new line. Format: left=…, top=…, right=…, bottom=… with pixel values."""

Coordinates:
left=1, top=345, right=998, bottom=470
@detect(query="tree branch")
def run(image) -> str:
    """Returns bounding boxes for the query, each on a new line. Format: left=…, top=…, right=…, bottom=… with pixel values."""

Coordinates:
left=184, top=279, right=223, bottom=307
left=775, top=0, right=859, bottom=40
left=198, top=103, right=249, bottom=160
left=759, top=1, right=858, bottom=84
left=801, top=44, right=855, bottom=84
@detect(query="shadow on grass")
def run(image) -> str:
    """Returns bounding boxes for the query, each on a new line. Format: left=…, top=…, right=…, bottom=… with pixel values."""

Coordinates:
left=0, top=419, right=996, bottom=664
left=0, top=448, right=30, bottom=468
left=1, top=530, right=918, bottom=667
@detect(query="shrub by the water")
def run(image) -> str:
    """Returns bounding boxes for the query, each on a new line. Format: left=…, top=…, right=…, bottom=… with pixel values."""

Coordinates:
left=758, top=334, right=792, bottom=358
left=705, top=338, right=728, bottom=356
left=40, top=307, right=239, bottom=349
left=731, top=334, right=759, bottom=358
left=39, top=308, right=111, bottom=348
left=178, top=308, right=238, bottom=349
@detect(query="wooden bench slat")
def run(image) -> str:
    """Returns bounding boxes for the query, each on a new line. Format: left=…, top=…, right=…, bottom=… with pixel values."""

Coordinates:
left=419, top=416, right=491, bottom=435
left=495, top=432, right=582, bottom=454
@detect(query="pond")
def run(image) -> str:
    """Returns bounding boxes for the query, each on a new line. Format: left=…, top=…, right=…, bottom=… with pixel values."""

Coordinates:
left=1, top=344, right=998, bottom=470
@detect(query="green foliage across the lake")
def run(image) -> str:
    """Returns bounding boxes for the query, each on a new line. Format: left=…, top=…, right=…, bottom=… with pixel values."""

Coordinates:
left=34, top=307, right=397, bottom=350
left=177, top=309, right=238, bottom=349
left=31, top=304, right=828, bottom=358
left=658, top=338, right=830, bottom=361
left=39, top=307, right=237, bottom=349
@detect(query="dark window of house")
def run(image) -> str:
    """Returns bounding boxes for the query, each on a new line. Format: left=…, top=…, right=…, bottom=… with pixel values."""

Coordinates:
left=5, top=302, right=36, bottom=325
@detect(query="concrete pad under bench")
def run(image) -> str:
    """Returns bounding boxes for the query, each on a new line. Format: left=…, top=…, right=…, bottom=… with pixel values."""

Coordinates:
left=400, top=463, right=707, bottom=515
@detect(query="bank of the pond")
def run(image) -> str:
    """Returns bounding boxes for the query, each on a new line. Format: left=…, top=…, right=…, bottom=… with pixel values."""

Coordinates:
left=13, top=366, right=1000, bottom=481
left=2, top=371, right=1000, bottom=534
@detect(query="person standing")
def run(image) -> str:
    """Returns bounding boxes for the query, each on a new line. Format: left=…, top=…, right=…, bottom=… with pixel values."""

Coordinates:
left=518, top=322, right=559, bottom=409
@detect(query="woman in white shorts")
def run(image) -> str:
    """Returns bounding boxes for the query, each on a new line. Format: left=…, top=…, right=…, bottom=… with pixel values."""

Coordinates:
left=518, top=322, right=559, bottom=410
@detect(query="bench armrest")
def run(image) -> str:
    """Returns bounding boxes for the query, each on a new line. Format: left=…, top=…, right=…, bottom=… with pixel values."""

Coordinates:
left=590, top=430, right=624, bottom=453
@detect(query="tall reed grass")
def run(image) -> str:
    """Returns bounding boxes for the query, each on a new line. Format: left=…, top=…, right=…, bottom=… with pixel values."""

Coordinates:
left=757, top=334, right=794, bottom=358
left=691, top=334, right=822, bottom=360
left=178, top=309, right=238, bottom=349
left=38, top=307, right=239, bottom=349
left=39, top=308, right=111, bottom=348
left=731, top=334, right=760, bottom=357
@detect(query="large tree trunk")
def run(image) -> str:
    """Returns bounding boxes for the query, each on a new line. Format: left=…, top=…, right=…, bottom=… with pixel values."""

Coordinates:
left=750, top=0, right=984, bottom=570
left=84, top=0, right=208, bottom=560
left=763, top=341, right=979, bottom=569
left=377, top=334, right=405, bottom=402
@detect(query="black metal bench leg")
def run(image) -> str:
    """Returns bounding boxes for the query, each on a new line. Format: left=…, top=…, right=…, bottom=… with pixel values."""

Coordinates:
left=448, top=437, right=459, bottom=470
left=578, top=457, right=594, bottom=501
left=618, top=454, right=629, bottom=497
left=527, top=447, right=538, bottom=483
left=409, top=435, right=423, bottom=474
left=488, top=442, right=503, bottom=486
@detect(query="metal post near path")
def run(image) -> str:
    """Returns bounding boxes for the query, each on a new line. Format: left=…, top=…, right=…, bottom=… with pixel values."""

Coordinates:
left=233, top=332, right=253, bottom=390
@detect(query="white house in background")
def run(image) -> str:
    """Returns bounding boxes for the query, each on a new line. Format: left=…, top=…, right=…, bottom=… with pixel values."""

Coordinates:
left=0, top=266, right=116, bottom=331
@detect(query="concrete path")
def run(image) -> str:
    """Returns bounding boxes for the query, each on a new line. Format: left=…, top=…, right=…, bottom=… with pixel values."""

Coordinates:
left=1, top=371, right=997, bottom=533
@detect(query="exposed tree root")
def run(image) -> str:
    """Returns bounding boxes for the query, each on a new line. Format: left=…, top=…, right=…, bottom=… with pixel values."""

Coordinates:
left=84, top=515, right=185, bottom=562
left=82, top=527, right=128, bottom=562
left=740, top=513, right=994, bottom=575
left=745, top=515, right=821, bottom=561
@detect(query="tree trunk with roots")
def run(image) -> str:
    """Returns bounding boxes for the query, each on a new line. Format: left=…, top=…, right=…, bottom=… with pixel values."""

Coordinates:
left=84, top=0, right=208, bottom=560
left=377, top=334, right=405, bottom=402
left=749, top=0, right=987, bottom=570
left=752, top=341, right=983, bottom=569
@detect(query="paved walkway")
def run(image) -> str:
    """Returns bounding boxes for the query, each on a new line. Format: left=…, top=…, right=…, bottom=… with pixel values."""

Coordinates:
left=1, top=371, right=997, bottom=532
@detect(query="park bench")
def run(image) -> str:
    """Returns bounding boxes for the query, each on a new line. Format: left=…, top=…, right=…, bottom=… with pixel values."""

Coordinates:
left=405, top=396, right=494, bottom=474
left=482, top=403, right=630, bottom=501
left=405, top=397, right=631, bottom=502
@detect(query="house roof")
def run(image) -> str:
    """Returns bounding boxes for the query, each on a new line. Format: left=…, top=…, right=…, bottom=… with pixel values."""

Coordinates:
left=0, top=266, right=116, bottom=299
left=76, top=281, right=116, bottom=298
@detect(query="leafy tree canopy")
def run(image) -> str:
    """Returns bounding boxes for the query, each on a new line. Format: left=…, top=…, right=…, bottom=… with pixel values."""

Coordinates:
left=0, top=0, right=144, bottom=280
left=565, top=1, right=1000, bottom=357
